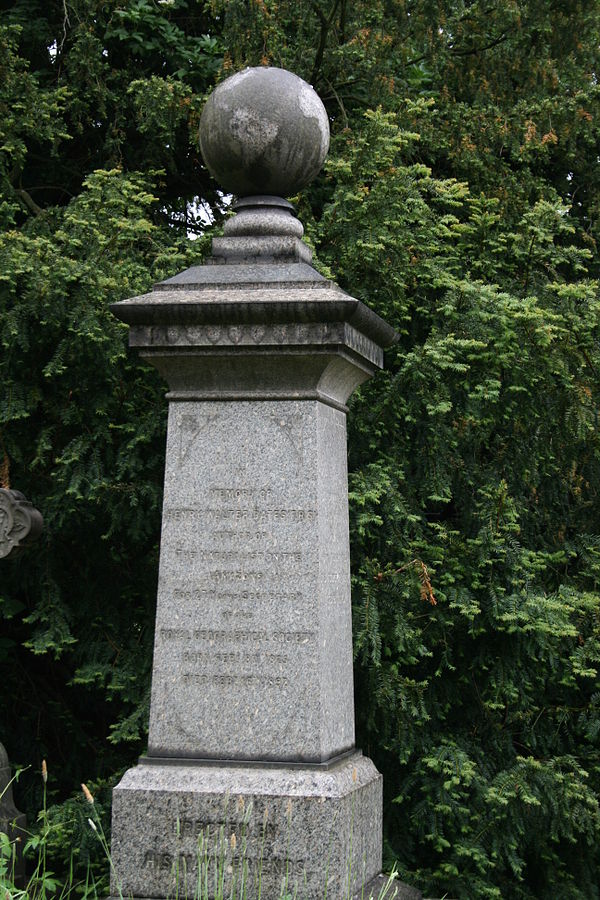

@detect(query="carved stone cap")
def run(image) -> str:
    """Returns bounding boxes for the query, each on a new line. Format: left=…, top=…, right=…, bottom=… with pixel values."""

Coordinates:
left=111, top=278, right=396, bottom=410
left=111, top=282, right=396, bottom=349
left=111, top=237, right=397, bottom=410
left=111, top=65, right=397, bottom=406
left=0, top=489, right=44, bottom=560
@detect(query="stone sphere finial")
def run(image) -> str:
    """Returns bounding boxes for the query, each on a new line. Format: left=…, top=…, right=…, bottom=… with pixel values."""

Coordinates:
left=199, top=67, right=330, bottom=198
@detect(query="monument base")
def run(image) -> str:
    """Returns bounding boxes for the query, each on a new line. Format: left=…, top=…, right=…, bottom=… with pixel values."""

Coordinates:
left=109, top=751, right=381, bottom=900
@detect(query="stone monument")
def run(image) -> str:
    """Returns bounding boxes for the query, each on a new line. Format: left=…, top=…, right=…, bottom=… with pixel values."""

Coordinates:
left=0, top=741, right=27, bottom=885
left=0, top=488, right=43, bottom=560
left=109, top=67, right=417, bottom=900
left=0, top=488, right=44, bottom=887
left=1, top=488, right=42, bottom=884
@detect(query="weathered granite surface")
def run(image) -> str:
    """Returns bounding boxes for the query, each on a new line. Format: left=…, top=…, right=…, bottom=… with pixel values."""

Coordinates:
left=110, top=753, right=381, bottom=900
left=109, top=241, right=395, bottom=895
left=199, top=68, right=329, bottom=198
left=148, top=398, right=354, bottom=762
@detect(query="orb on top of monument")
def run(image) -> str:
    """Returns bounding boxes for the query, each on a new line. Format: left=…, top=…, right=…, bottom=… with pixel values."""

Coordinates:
left=199, top=67, right=330, bottom=199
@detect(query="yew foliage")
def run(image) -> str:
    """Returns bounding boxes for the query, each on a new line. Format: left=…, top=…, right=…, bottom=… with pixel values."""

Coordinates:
left=1, top=2, right=600, bottom=896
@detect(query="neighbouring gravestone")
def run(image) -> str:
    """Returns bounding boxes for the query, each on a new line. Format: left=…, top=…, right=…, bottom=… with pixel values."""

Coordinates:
left=0, top=741, right=27, bottom=885
left=1, top=491, right=42, bottom=884
left=0, top=489, right=43, bottom=560
left=0, top=490, right=42, bottom=883
left=108, top=67, right=421, bottom=900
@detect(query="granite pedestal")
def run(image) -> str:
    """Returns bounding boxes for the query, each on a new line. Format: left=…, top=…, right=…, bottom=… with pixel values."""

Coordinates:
left=109, top=257, right=394, bottom=899
left=112, top=754, right=381, bottom=899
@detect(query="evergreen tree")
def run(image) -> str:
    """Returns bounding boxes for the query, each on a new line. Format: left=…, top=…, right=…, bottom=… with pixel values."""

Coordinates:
left=1, top=2, right=599, bottom=896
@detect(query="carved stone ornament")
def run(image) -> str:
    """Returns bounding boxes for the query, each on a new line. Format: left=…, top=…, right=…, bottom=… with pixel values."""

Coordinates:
left=0, top=488, right=43, bottom=560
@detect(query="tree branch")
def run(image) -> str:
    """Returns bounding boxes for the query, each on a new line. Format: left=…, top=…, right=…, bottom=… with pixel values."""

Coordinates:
left=15, top=188, right=43, bottom=216
left=0, top=433, right=10, bottom=490
left=310, top=0, right=341, bottom=86
left=403, top=29, right=510, bottom=70
left=449, top=30, right=509, bottom=57
left=325, top=79, right=348, bottom=128
left=58, top=0, right=71, bottom=54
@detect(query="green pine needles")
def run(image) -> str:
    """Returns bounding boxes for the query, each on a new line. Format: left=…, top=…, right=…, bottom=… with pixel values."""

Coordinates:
left=317, top=108, right=600, bottom=898
left=2, top=2, right=600, bottom=897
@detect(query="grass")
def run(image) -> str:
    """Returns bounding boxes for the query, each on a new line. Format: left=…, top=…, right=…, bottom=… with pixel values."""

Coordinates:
left=0, top=762, right=401, bottom=900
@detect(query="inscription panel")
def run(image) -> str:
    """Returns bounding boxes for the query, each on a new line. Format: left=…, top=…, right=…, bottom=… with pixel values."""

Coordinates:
left=147, top=400, right=341, bottom=760
left=137, top=845, right=309, bottom=900
left=128, top=801, right=314, bottom=900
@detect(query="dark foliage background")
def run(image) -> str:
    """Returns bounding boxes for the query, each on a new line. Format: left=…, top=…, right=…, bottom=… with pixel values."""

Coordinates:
left=1, top=2, right=599, bottom=896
